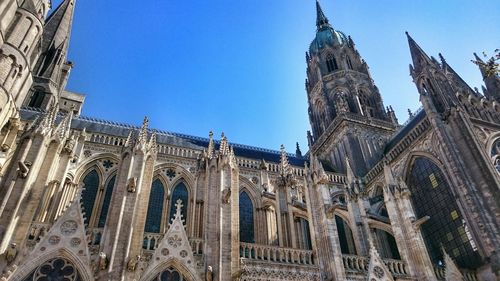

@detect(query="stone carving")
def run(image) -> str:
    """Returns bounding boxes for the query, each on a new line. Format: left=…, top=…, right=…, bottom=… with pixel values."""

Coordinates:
left=127, top=255, right=141, bottom=272
left=167, top=235, right=182, bottom=248
left=161, top=248, right=169, bottom=256
left=48, top=235, right=61, bottom=245
left=222, top=188, right=231, bottom=204
left=18, top=161, right=30, bottom=178
left=70, top=237, right=81, bottom=247
left=179, top=250, right=188, bottom=258
left=60, top=220, right=78, bottom=236
left=206, top=266, right=213, bottom=281
left=98, top=252, right=109, bottom=270
left=373, top=266, right=384, bottom=278
left=5, top=243, right=17, bottom=264
left=127, top=177, right=137, bottom=193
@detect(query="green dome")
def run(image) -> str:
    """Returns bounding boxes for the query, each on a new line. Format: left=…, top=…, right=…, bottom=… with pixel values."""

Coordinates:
left=309, top=27, right=348, bottom=54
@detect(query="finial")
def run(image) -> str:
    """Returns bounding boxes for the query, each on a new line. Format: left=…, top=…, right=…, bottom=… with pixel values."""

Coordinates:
left=295, top=142, right=302, bottom=158
left=315, top=0, right=331, bottom=30
left=174, top=199, right=184, bottom=220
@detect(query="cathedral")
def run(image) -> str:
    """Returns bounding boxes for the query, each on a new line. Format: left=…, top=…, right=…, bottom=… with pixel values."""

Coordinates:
left=0, top=0, right=498, bottom=280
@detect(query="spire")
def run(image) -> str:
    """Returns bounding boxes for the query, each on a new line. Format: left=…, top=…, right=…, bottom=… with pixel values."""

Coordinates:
left=219, top=132, right=230, bottom=156
left=474, top=52, right=500, bottom=100
left=406, top=32, right=434, bottom=74
left=315, top=0, right=331, bottom=30
left=279, top=144, right=291, bottom=177
left=206, top=131, right=215, bottom=159
left=295, top=142, right=302, bottom=158
left=34, top=0, right=76, bottom=79
left=443, top=248, right=464, bottom=281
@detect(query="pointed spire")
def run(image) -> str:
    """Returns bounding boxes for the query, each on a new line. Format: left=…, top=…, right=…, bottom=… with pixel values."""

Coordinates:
left=315, top=0, right=331, bottom=30
left=54, top=108, right=73, bottom=141
left=443, top=248, right=464, bottom=281
left=219, top=132, right=230, bottom=156
left=147, top=131, right=157, bottom=155
left=473, top=52, right=500, bottom=100
left=279, top=144, right=291, bottom=177
left=134, top=116, right=149, bottom=151
left=124, top=130, right=134, bottom=148
left=345, top=157, right=355, bottom=183
left=406, top=32, right=434, bottom=74
left=34, top=103, right=58, bottom=136
left=206, top=131, right=215, bottom=159
left=295, top=142, right=302, bottom=158
left=34, top=0, right=76, bottom=78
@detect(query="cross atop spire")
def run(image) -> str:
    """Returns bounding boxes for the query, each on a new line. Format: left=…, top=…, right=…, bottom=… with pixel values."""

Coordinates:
left=316, top=0, right=331, bottom=30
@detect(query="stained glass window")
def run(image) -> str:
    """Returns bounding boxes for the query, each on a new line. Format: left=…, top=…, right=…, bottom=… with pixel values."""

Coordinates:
left=335, top=215, right=356, bottom=254
left=239, top=191, right=255, bottom=243
left=145, top=179, right=165, bottom=233
left=297, top=217, right=312, bottom=250
left=168, top=182, right=189, bottom=225
left=22, top=258, right=82, bottom=281
left=81, top=169, right=99, bottom=225
left=407, top=157, right=481, bottom=268
left=98, top=175, right=116, bottom=227
left=150, top=267, right=184, bottom=281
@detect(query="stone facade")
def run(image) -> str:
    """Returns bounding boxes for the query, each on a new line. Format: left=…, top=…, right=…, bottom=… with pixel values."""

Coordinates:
left=0, top=0, right=498, bottom=280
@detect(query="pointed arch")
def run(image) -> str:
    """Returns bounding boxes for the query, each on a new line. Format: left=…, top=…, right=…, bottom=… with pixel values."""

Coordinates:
left=405, top=156, right=481, bottom=268
left=10, top=248, right=93, bottom=281
left=326, top=53, right=338, bottom=72
left=80, top=168, right=100, bottom=226
left=145, top=178, right=166, bottom=233
left=168, top=180, right=189, bottom=225
left=97, top=174, right=116, bottom=227
left=139, top=258, right=202, bottom=281
left=335, top=214, right=357, bottom=255
left=239, top=190, right=255, bottom=243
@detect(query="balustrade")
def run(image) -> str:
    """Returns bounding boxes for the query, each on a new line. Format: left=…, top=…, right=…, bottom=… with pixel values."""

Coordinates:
left=342, top=254, right=409, bottom=277
left=239, top=242, right=315, bottom=265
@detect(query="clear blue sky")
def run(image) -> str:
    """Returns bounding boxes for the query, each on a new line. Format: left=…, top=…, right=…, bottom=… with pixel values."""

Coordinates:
left=60, top=0, right=499, bottom=153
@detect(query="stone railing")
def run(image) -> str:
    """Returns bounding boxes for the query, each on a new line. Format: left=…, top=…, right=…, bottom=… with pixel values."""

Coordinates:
left=342, top=254, right=409, bottom=277
left=434, top=266, right=479, bottom=281
left=240, top=242, right=315, bottom=265
left=190, top=238, right=204, bottom=255
left=142, top=232, right=164, bottom=250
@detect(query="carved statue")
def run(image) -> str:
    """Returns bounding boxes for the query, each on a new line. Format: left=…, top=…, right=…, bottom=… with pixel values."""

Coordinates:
left=18, top=161, right=29, bottom=178
left=127, top=177, right=137, bottom=193
left=126, top=255, right=140, bottom=272
left=98, top=252, right=108, bottom=270
left=206, top=266, right=213, bottom=281
left=5, top=243, right=17, bottom=264
left=335, top=93, right=349, bottom=113
left=221, top=188, right=231, bottom=204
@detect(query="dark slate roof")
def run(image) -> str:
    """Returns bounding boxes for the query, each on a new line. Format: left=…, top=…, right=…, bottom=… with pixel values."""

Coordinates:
left=384, top=107, right=426, bottom=153
left=20, top=108, right=307, bottom=166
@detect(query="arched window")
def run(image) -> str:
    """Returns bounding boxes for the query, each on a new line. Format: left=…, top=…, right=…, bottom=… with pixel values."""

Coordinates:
left=22, top=258, right=82, bottom=281
left=81, top=169, right=99, bottom=225
left=335, top=215, right=356, bottom=254
left=28, top=90, right=45, bottom=108
left=326, top=55, right=338, bottom=72
left=145, top=179, right=165, bottom=233
left=295, top=217, right=312, bottom=250
left=346, top=56, right=353, bottom=69
left=168, top=182, right=189, bottom=225
left=373, top=228, right=400, bottom=259
left=150, top=267, right=186, bottom=281
left=239, top=191, right=255, bottom=243
left=407, top=157, right=481, bottom=268
left=490, top=138, right=500, bottom=173
left=97, top=175, right=116, bottom=227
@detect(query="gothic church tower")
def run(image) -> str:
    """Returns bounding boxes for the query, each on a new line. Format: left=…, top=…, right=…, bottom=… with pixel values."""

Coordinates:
left=306, top=1, right=398, bottom=176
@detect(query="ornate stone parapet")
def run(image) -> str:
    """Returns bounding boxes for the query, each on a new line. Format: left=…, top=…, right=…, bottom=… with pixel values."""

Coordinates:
left=239, top=258, right=321, bottom=281
left=342, top=254, right=412, bottom=280
left=239, top=242, right=315, bottom=266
